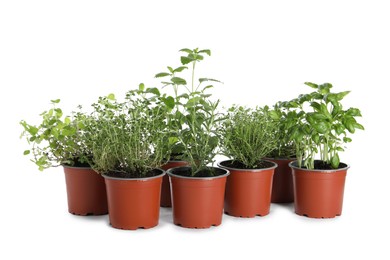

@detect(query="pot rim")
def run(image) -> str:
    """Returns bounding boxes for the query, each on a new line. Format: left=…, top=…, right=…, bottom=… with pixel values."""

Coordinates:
left=217, top=159, right=277, bottom=172
left=102, top=168, right=166, bottom=181
left=289, top=160, right=350, bottom=172
left=167, top=166, right=230, bottom=180
left=62, top=164, right=92, bottom=169
left=263, top=157, right=296, bottom=161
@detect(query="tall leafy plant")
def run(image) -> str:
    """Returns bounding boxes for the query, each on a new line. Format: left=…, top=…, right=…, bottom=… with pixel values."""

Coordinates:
left=20, top=99, right=90, bottom=170
left=282, top=82, right=364, bottom=169
left=221, top=106, right=278, bottom=168
left=155, top=48, right=223, bottom=176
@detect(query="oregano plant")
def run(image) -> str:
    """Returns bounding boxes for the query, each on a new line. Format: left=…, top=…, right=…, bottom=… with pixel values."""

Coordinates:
left=20, top=99, right=90, bottom=170
left=155, top=48, right=223, bottom=176
left=281, top=82, right=364, bottom=169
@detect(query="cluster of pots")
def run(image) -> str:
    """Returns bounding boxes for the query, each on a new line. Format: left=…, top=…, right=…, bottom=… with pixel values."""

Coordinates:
left=64, top=158, right=348, bottom=230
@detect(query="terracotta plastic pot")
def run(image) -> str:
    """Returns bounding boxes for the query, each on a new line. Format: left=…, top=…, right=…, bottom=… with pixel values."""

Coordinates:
left=266, top=158, right=295, bottom=203
left=63, top=166, right=108, bottom=216
left=289, top=161, right=349, bottom=218
left=103, top=169, right=165, bottom=230
left=168, top=167, right=229, bottom=229
left=160, top=160, right=188, bottom=207
left=218, top=160, right=277, bottom=217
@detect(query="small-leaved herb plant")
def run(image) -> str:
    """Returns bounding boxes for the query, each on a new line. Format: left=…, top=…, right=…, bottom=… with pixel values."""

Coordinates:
left=20, top=99, right=90, bottom=170
left=85, top=90, right=170, bottom=178
left=280, top=82, right=364, bottom=169
left=267, top=101, right=299, bottom=159
left=221, top=106, right=278, bottom=169
left=155, top=48, right=223, bottom=176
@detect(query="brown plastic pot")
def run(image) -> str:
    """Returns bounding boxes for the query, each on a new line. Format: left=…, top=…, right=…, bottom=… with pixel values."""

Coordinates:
left=266, top=158, right=295, bottom=203
left=103, top=169, right=165, bottom=230
left=63, top=166, right=108, bottom=216
left=160, top=160, right=189, bottom=207
left=289, top=161, right=349, bottom=218
left=218, top=160, right=277, bottom=217
left=168, top=167, right=229, bottom=229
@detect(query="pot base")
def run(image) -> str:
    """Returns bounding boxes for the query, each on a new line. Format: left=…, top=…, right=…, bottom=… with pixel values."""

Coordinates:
left=110, top=223, right=158, bottom=230
left=224, top=211, right=268, bottom=218
left=295, top=212, right=342, bottom=219
left=174, top=222, right=221, bottom=229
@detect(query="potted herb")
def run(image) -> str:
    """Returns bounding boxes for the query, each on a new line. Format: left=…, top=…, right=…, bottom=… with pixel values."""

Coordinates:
left=287, top=82, right=364, bottom=218
left=157, top=48, right=229, bottom=228
left=86, top=91, right=170, bottom=230
left=218, top=106, right=278, bottom=217
left=266, top=102, right=298, bottom=203
left=20, top=99, right=108, bottom=216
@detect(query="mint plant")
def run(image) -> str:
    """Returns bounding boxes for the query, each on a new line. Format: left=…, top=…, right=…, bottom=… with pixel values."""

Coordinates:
left=221, top=106, right=278, bottom=168
left=85, top=90, right=170, bottom=178
left=280, top=82, right=364, bottom=169
left=155, top=48, right=223, bottom=176
left=20, top=99, right=90, bottom=170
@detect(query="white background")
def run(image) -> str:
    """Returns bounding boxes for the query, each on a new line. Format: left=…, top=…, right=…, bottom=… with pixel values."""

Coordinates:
left=0, top=0, right=388, bottom=259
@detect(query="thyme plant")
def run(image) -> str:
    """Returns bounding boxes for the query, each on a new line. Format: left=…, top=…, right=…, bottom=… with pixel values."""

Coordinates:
left=282, top=82, right=364, bottom=169
left=221, top=106, right=278, bottom=168
left=85, top=90, right=170, bottom=178
left=20, top=99, right=90, bottom=170
left=155, top=48, right=223, bottom=176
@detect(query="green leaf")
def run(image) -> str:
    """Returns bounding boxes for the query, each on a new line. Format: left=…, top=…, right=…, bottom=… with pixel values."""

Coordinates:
left=181, top=56, right=193, bottom=65
left=336, top=91, right=350, bottom=100
left=146, top=87, right=160, bottom=96
left=334, top=124, right=345, bottom=135
left=51, top=99, right=60, bottom=104
left=186, top=97, right=201, bottom=107
left=343, top=137, right=352, bottom=143
left=139, top=83, right=145, bottom=91
left=331, top=153, right=340, bottom=169
left=163, top=96, right=175, bottom=110
left=311, top=102, right=321, bottom=112
left=198, top=49, right=211, bottom=56
left=179, top=48, right=193, bottom=54
left=199, top=78, right=221, bottom=83
left=155, top=72, right=171, bottom=78
left=312, top=113, right=327, bottom=120
left=313, top=121, right=330, bottom=134
left=168, top=137, right=179, bottom=145
left=304, top=82, right=318, bottom=89
left=173, top=66, right=188, bottom=73
left=171, top=77, right=187, bottom=85
left=346, top=108, right=362, bottom=117
left=353, top=123, right=365, bottom=130
left=343, top=117, right=357, bottom=133
left=269, top=110, right=280, bottom=120
left=29, top=126, right=39, bottom=135
left=107, top=93, right=115, bottom=100
left=23, top=150, right=30, bottom=155
left=64, top=117, right=71, bottom=125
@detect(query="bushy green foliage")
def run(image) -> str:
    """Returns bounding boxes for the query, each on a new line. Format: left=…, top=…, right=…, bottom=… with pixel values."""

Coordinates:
left=220, top=106, right=278, bottom=168
left=276, top=82, right=364, bottom=169
left=85, top=90, right=170, bottom=177
left=20, top=99, right=90, bottom=170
